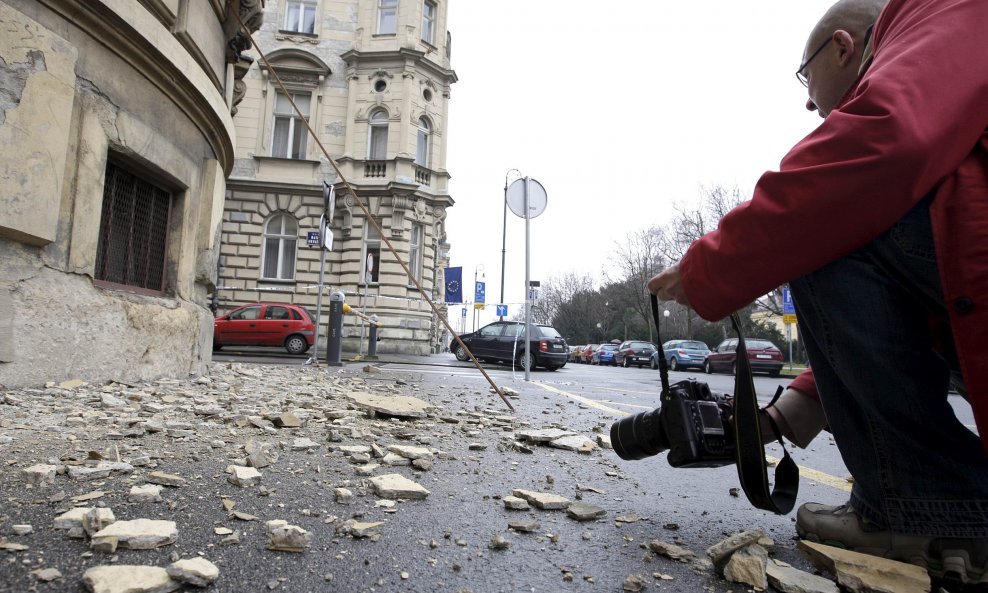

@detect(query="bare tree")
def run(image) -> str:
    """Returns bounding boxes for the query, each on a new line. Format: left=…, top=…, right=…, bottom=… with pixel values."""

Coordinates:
left=531, top=272, right=595, bottom=326
left=608, top=226, right=668, bottom=343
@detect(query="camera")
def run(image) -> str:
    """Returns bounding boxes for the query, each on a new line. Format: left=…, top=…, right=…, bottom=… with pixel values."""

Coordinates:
left=610, top=378, right=735, bottom=468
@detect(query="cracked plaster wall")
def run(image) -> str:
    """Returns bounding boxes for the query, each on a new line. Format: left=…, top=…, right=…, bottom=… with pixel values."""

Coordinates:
left=0, top=1, right=231, bottom=387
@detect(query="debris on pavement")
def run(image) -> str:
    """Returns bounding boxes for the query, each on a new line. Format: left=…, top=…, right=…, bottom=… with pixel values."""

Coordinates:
left=266, top=520, right=312, bottom=552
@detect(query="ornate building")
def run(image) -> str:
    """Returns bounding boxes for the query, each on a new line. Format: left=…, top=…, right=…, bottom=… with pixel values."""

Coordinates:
left=0, top=0, right=263, bottom=387
left=218, top=0, right=456, bottom=355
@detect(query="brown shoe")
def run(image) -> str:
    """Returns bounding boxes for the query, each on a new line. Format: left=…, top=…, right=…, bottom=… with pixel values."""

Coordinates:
left=796, top=502, right=988, bottom=586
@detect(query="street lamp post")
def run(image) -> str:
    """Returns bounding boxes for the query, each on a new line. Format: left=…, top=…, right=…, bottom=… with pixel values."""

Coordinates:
left=500, top=169, right=520, bottom=321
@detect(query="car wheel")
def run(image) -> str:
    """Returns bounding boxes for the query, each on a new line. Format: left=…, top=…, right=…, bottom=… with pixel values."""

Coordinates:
left=731, top=362, right=737, bottom=375
left=546, top=365, right=560, bottom=372
left=284, top=334, right=309, bottom=355
left=622, top=357, right=630, bottom=368
left=669, top=357, right=679, bottom=371
left=212, top=342, right=222, bottom=352
left=454, top=344, right=470, bottom=362
left=704, top=360, right=713, bottom=374
left=518, top=351, right=536, bottom=371
left=650, top=357, right=658, bottom=370
left=769, top=369, right=781, bottom=378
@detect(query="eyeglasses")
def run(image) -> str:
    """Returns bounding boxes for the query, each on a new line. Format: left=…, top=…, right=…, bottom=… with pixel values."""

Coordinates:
left=796, top=36, right=832, bottom=87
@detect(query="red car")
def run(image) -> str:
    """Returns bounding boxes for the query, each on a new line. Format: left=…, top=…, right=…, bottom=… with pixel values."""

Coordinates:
left=582, top=344, right=600, bottom=364
left=704, top=338, right=784, bottom=377
left=213, top=303, right=315, bottom=355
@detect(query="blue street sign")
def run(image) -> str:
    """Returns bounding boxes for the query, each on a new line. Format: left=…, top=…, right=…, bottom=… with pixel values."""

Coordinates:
left=461, top=307, right=467, bottom=318
left=475, top=281, right=486, bottom=304
left=496, top=304, right=508, bottom=317
left=782, top=286, right=795, bottom=315
left=306, top=231, right=320, bottom=246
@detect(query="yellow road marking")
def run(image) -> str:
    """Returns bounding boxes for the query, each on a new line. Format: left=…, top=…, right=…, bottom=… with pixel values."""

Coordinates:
left=534, top=381, right=854, bottom=493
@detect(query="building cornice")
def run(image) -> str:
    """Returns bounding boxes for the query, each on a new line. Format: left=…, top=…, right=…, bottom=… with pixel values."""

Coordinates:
left=39, top=0, right=239, bottom=175
left=340, top=48, right=458, bottom=85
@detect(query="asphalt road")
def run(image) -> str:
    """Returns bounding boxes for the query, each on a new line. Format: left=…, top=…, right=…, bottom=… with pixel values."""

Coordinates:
left=3, top=353, right=977, bottom=593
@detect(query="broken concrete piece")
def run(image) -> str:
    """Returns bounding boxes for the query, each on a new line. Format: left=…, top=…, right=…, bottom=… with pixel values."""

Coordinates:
left=68, top=465, right=112, bottom=481
left=334, top=488, right=354, bottom=504
left=291, top=437, right=319, bottom=451
left=387, top=445, right=433, bottom=460
left=503, top=496, right=530, bottom=510
left=82, top=565, right=179, bottom=593
left=91, top=519, right=177, bottom=550
left=30, top=568, right=62, bottom=582
left=799, top=540, right=931, bottom=593
left=566, top=502, right=606, bottom=521
left=724, top=544, right=769, bottom=591
left=270, top=413, right=302, bottom=428
left=381, top=452, right=411, bottom=466
left=227, top=465, right=261, bottom=487
left=369, top=474, right=430, bottom=499
left=54, top=507, right=115, bottom=536
left=511, top=489, right=571, bottom=510
left=347, top=392, right=436, bottom=419
left=766, top=559, right=839, bottom=593
left=21, top=464, right=57, bottom=485
left=266, top=520, right=311, bottom=552
left=648, top=539, right=697, bottom=562
left=129, top=484, right=163, bottom=503
left=515, top=428, right=576, bottom=443
left=338, top=520, right=384, bottom=538
left=549, top=435, right=598, bottom=453
left=147, top=472, right=185, bottom=487
left=167, top=557, right=219, bottom=587
left=706, top=529, right=766, bottom=568
left=508, top=520, right=540, bottom=533
left=12, top=525, right=32, bottom=535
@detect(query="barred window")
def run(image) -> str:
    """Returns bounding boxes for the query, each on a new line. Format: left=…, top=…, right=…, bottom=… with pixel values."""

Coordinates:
left=262, top=213, right=298, bottom=280
left=94, top=163, right=172, bottom=294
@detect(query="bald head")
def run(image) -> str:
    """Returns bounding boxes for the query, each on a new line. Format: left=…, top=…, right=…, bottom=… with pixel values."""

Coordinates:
left=801, top=0, right=888, bottom=116
left=810, top=0, right=887, bottom=48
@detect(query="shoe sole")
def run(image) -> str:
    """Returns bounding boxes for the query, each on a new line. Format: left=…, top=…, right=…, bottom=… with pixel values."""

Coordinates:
left=797, top=528, right=988, bottom=589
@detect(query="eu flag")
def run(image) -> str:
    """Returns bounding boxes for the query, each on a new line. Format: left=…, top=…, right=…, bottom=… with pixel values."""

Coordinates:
left=444, top=267, right=463, bottom=303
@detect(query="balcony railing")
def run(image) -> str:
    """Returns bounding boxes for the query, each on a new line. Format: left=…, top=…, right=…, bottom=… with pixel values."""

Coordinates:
left=364, top=161, right=387, bottom=178
left=415, top=166, right=431, bottom=186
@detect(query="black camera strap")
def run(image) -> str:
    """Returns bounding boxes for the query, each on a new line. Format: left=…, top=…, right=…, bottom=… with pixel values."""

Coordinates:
left=650, top=295, right=798, bottom=514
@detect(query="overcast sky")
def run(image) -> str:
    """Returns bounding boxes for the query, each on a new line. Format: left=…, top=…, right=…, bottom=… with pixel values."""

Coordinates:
left=441, top=0, right=838, bottom=329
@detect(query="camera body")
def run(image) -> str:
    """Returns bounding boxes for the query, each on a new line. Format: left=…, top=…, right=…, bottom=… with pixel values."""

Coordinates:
left=610, top=378, right=735, bottom=468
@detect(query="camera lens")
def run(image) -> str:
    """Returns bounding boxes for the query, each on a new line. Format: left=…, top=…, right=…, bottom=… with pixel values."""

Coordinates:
left=610, top=407, right=670, bottom=460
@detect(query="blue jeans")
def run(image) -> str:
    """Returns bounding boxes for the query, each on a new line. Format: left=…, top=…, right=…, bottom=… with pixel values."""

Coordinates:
left=790, top=194, right=988, bottom=537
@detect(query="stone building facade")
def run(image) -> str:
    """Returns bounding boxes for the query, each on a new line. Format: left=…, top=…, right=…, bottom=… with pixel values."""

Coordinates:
left=218, top=0, right=456, bottom=355
left=0, top=0, right=263, bottom=388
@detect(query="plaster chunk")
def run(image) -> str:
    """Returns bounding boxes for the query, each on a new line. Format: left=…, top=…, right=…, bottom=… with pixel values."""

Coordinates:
left=167, top=557, right=219, bottom=587
left=82, top=565, right=179, bottom=593
left=91, top=519, right=177, bottom=550
left=369, top=473, right=430, bottom=499
left=511, top=488, right=571, bottom=510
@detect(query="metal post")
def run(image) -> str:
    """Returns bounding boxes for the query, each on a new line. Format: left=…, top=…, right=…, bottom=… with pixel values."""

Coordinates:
left=308, top=216, right=328, bottom=365
left=524, top=177, right=531, bottom=382
left=325, top=291, right=345, bottom=367
left=500, top=172, right=510, bottom=321
left=367, top=315, right=379, bottom=359
left=472, top=267, right=478, bottom=332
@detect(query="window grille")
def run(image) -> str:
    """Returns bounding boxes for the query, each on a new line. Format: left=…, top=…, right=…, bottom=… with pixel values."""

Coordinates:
left=94, top=163, right=172, bottom=294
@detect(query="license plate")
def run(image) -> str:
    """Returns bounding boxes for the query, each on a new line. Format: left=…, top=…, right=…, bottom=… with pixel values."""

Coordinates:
left=756, top=354, right=771, bottom=359
left=634, top=357, right=648, bottom=362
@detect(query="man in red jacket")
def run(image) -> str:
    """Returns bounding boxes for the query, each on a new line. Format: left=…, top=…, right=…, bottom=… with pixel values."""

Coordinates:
left=650, top=0, right=988, bottom=583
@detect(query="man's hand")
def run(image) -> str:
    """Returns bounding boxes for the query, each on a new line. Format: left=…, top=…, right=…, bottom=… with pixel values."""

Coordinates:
left=647, top=264, right=691, bottom=307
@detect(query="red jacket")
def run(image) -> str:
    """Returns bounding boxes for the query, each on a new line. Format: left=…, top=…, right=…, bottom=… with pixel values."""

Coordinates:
left=679, top=0, right=988, bottom=453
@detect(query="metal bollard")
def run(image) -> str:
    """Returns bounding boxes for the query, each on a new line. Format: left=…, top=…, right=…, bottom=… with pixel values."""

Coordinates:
left=367, top=315, right=379, bottom=359
left=325, top=291, right=345, bottom=367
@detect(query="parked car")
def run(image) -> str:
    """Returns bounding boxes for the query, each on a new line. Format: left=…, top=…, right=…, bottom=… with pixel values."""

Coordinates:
left=615, top=340, right=657, bottom=368
left=213, top=303, right=315, bottom=355
left=451, top=321, right=568, bottom=371
left=657, top=339, right=711, bottom=371
left=704, top=338, right=784, bottom=376
left=592, top=343, right=619, bottom=366
left=582, top=344, right=600, bottom=364
left=570, top=345, right=587, bottom=363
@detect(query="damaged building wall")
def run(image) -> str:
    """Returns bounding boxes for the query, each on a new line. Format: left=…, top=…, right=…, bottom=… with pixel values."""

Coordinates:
left=0, top=0, right=259, bottom=388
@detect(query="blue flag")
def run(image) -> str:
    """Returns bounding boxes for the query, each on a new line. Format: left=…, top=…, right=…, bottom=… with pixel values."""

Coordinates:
left=444, top=267, right=463, bottom=303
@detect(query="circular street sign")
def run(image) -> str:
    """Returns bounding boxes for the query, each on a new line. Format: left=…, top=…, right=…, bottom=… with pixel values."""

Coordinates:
left=505, top=178, right=547, bottom=219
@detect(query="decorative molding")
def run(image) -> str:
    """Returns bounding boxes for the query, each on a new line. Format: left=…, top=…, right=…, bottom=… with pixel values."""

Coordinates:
left=368, top=70, right=394, bottom=81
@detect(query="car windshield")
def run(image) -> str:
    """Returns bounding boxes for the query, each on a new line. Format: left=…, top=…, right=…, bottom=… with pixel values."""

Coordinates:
left=680, top=341, right=708, bottom=350
left=747, top=340, right=778, bottom=349
left=628, top=342, right=652, bottom=349
left=601, top=344, right=619, bottom=351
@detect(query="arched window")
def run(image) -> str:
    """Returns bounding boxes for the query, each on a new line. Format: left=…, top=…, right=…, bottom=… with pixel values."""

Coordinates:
left=368, top=109, right=389, bottom=160
left=415, top=116, right=432, bottom=167
left=262, top=213, right=298, bottom=280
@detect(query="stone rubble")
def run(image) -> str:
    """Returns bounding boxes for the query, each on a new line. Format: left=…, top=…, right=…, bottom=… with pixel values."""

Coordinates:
left=0, top=362, right=931, bottom=592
